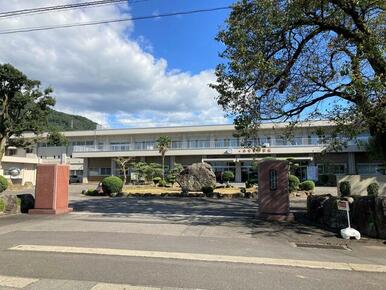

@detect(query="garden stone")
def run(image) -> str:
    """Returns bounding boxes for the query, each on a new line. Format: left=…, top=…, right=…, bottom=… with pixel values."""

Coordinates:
left=1, top=195, right=20, bottom=214
left=176, top=163, right=216, bottom=192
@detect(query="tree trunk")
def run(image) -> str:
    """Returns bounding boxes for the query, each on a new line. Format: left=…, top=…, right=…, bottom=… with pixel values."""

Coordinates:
left=0, top=136, right=6, bottom=170
left=162, top=153, right=165, bottom=180
left=123, top=169, right=127, bottom=185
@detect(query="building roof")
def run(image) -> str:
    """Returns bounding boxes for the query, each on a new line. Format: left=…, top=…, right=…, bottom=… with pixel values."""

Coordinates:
left=21, top=120, right=334, bottom=139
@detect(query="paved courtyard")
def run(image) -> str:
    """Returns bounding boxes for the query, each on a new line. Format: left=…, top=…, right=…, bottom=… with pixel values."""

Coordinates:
left=0, top=186, right=385, bottom=289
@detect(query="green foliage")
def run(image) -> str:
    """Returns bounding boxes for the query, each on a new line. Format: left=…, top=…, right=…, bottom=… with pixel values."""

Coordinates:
left=166, top=174, right=176, bottom=185
left=158, top=179, right=167, bottom=187
left=0, top=175, right=8, bottom=193
left=299, top=180, right=315, bottom=191
left=212, top=0, right=386, bottom=156
left=288, top=175, right=300, bottom=193
left=202, top=186, right=214, bottom=195
left=101, top=176, right=123, bottom=194
left=82, top=189, right=99, bottom=196
left=0, top=64, right=55, bottom=162
left=367, top=183, right=379, bottom=196
left=169, top=163, right=183, bottom=175
left=47, top=129, right=68, bottom=146
left=153, top=177, right=161, bottom=185
left=156, top=136, right=172, bottom=179
left=222, top=171, right=235, bottom=182
left=130, top=162, right=162, bottom=182
left=47, top=109, right=97, bottom=131
left=0, top=198, right=4, bottom=212
left=339, top=181, right=351, bottom=197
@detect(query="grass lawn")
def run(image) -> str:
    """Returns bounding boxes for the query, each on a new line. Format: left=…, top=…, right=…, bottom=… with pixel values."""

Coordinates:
left=121, top=185, right=257, bottom=196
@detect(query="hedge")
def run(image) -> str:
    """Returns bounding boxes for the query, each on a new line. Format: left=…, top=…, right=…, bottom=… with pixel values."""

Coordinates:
left=101, top=176, right=123, bottom=194
left=0, top=176, right=8, bottom=193
left=288, top=175, right=300, bottom=192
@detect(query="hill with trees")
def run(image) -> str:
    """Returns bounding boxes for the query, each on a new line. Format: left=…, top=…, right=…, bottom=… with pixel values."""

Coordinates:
left=47, top=109, right=97, bottom=131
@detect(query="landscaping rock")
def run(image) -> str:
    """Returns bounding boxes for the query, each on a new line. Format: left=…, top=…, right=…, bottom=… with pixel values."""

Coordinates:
left=176, top=163, right=216, bottom=192
left=16, top=194, right=35, bottom=213
left=374, top=196, right=386, bottom=239
left=0, top=195, right=20, bottom=214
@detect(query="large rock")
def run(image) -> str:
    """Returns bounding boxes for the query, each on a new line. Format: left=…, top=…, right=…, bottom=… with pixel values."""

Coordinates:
left=176, top=163, right=216, bottom=192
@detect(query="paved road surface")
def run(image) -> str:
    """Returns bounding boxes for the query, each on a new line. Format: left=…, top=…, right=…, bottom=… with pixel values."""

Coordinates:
left=0, top=193, right=384, bottom=289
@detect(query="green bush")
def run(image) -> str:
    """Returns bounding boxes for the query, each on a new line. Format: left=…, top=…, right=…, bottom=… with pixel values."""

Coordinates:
left=317, top=174, right=337, bottom=186
left=0, top=176, right=8, bottom=193
left=288, top=175, right=300, bottom=192
left=202, top=186, right=214, bottom=195
left=158, top=179, right=167, bottom=187
left=299, top=180, right=315, bottom=191
left=82, top=189, right=99, bottom=196
left=367, top=183, right=379, bottom=196
left=153, top=177, right=161, bottom=185
left=222, top=171, right=235, bottom=182
left=0, top=198, right=4, bottom=212
left=101, top=176, right=123, bottom=195
left=166, top=175, right=176, bottom=184
left=339, top=181, right=351, bottom=197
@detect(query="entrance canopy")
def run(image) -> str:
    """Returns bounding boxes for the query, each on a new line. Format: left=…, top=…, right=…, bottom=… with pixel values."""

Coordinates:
left=202, top=157, right=313, bottom=163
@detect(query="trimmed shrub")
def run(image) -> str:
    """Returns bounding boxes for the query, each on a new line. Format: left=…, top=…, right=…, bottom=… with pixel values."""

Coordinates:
left=222, top=171, right=235, bottom=183
left=202, top=186, right=214, bottom=195
left=317, top=174, right=337, bottom=186
left=367, top=183, right=379, bottom=196
left=339, top=181, right=351, bottom=197
left=0, top=176, right=8, bottom=193
left=299, top=180, right=315, bottom=191
left=158, top=179, right=167, bottom=187
left=288, top=175, right=300, bottom=192
left=101, top=176, right=123, bottom=195
left=153, top=177, right=161, bottom=185
left=166, top=175, right=176, bottom=185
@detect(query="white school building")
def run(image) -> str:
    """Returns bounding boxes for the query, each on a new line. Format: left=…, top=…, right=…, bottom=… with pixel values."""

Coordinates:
left=0, top=121, right=383, bottom=185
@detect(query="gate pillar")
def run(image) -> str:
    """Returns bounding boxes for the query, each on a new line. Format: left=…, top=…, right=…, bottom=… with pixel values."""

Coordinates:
left=29, top=164, right=73, bottom=215
left=258, top=160, right=293, bottom=221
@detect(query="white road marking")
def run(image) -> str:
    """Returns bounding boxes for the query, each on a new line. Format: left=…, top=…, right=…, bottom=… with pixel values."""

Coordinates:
left=9, top=244, right=386, bottom=273
left=0, top=275, right=38, bottom=288
left=91, top=283, right=160, bottom=290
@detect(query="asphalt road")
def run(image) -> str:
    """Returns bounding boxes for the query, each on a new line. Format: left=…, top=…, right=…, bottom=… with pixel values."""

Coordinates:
left=0, top=191, right=385, bottom=289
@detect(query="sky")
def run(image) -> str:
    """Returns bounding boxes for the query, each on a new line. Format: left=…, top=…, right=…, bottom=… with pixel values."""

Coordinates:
left=0, top=0, right=235, bottom=128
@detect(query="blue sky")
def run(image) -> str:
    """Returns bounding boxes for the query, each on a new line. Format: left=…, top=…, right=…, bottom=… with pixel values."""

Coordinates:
left=129, top=0, right=234, bottom=74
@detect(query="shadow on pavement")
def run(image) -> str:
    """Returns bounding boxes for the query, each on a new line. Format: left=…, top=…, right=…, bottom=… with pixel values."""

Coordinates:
left=70, top=196, right=340, bottom=242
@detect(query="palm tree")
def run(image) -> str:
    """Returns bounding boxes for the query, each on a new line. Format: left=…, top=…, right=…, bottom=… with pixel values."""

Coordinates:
left=156, top=136, right=171, bottom=180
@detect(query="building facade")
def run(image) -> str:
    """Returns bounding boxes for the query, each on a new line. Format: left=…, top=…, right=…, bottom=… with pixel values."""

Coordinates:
left=1, top=121, right=383, bottom=185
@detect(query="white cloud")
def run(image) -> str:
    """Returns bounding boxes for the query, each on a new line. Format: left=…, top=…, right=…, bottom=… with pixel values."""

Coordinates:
left=0, top=0, right=228, bottom=128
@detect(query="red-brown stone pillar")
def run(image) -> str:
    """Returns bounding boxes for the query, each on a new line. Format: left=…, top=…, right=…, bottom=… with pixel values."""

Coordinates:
left=258, top=160, right=292, bottom=221
left=29, top=164, right=73, bottom=215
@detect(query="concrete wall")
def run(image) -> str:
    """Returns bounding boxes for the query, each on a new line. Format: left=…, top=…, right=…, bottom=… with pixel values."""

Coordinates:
left=337, top=175, right=386, bottom=196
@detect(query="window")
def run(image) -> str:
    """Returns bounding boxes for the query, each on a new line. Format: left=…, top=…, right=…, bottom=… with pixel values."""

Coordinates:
left=317, top=163, right=346, bottom=174
left=100, top=168, right=111, bottom=176
left=357, top=163, right=384, bottom=175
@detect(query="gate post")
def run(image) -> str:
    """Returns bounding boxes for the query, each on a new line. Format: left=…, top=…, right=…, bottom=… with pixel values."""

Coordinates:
left=258, top=160, right=293, bottom=221
left=29, top=164, right=73, bottom=215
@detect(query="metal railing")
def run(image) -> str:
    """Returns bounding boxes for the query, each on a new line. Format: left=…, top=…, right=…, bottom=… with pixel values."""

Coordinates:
left=71, top=136, right=369, bottom=153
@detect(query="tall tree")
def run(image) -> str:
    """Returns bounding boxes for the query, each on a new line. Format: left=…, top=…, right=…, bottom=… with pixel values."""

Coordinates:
left=156, top=136, right=172, bottom=179
left=47, top=129, right=68, bottom=146
left=212, top=0, right=386, bottom=157
left=0, top=64, right=55, bottom=166
left=115, top=157, right=132, bottom=185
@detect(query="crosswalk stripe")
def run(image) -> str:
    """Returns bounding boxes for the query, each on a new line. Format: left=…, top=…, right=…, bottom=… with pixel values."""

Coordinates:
left=9, top=244, right=386, bottom=273
left=0, top=275, right=38, bottom=288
